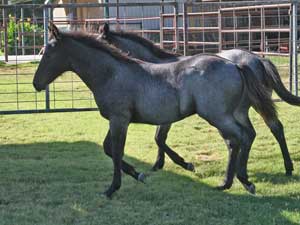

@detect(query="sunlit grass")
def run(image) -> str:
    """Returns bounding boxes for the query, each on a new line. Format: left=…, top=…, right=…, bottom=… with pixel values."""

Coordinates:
left=0, top=102, right=300, bottom=225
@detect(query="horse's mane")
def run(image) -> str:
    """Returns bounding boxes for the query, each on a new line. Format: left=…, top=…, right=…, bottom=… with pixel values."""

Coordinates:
left=107, top=30, right=180, bottom=59
left=61, top=31, right=141, bottom=64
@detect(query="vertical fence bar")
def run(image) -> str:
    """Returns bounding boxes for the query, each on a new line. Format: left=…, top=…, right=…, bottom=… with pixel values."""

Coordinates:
left=14, top=7, right=19, bottom=110
left=173, top=2, right=179, bottom=52
left=2, top=0, right=8, bottom=62
left=218, top=8, right=222, bottom=52
left=289, top=5, right=293, bottom=92
left=260, top=7, right=263, bottom=52
left=141, top=6, right=144, bottom=38
left=159, top=5, right=164, bottom=49
left=44, top=6, right=50, bottom=111
left=248, top=8, right=251, bottom=51
left=260, top=7, right=266, bottom=52
left=183, top=3, right=188, bottom=56
left=233, top=7, right=236, bottom=48
left=21, top=7, right=25, bottom=55
left=104, top=0, right=109, bottom=19
left=116, top=0, right=120, bottom=31
left=292, top=0, right=298, bottom=96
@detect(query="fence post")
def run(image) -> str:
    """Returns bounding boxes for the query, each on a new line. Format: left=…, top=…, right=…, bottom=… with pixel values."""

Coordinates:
left=183, top=3, right=188, bottom=56
left=292, top=0, right=298, bottom=96
left=43, top=6, right=50, bottom=111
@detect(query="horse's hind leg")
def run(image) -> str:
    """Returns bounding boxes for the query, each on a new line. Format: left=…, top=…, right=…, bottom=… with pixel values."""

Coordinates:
left=264, top=118, right=294, bottom=176
left=153, top=124, right=195, bottom=172
left=103, top=129, right=145, bottom=183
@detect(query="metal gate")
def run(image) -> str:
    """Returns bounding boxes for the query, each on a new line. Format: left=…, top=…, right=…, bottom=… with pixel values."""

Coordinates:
left=0, top=0, right=298, bottom=115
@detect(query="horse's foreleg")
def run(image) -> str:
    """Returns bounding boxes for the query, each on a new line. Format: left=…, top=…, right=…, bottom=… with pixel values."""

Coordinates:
left=152, top=125, right=170, bottom=171
left=217, top=138, right=239, bottom=190
left=236, top=119, right=256, bottom=194
left=265, top=118, right=294, bottom=176
left=153, top=124, right=195, bottom=172
left=103, top=118, right=128, bottom=198
left=214, top=118, right=246, bottom=191
left=103, top=130, right=145, bottom=183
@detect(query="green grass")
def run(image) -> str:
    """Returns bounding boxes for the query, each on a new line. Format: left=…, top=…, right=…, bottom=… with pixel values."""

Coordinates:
left=0, top=102, right=300, bottom=225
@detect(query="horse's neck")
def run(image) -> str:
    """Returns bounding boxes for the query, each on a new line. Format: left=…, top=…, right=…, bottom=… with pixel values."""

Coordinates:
left=67, top=41, right=122, bottom=92
left=114, top=36, right=175, bottom=63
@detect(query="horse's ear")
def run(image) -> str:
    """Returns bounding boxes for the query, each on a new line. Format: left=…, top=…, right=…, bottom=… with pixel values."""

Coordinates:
left=99, top=22, right=110, bottom=38
left=48, top=21, right=61, bottom=40
left=103, top=23, right=110, bottom=34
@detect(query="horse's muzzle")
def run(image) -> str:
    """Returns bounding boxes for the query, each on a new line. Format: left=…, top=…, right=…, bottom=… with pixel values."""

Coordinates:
left=33, top=82, right=43, bottom=92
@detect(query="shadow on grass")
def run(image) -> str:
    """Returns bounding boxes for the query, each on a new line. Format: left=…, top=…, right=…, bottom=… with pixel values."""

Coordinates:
left=253, top=172, right=300, bottom=185
left=0, top=141, right=299, bottom=225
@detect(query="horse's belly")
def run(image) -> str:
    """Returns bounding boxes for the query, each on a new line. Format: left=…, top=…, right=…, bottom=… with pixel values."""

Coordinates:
left=133, top=90, right=183, bottom=124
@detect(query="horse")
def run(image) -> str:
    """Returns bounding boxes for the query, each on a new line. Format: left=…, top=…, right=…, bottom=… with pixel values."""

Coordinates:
left=33, top=23, right=277, bottom=197
left=99, top=23, right=298, bottom=176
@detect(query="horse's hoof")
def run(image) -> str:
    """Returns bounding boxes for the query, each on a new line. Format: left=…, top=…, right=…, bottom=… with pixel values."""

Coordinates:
left=151, top=166, right=159, bottom=172
left=102, top=191, right=113, bottom=199
left=187, top=163, right=195, bottom=172
left=285, top=170, right=293, bottom=176
left=151, top=162, right=164, bottom=171
left=242, top=183, right=256, bottom=195
left=138, top=173, right=146, bottom=183
left=216, top=184, right=230, bottom=191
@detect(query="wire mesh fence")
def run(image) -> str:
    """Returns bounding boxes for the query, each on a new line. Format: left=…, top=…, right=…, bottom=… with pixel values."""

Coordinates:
left=0, top=0, right=299, bottom=114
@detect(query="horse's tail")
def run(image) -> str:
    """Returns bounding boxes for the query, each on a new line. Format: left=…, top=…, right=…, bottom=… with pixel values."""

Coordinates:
left=261, top=58, right=300, bottom=106
left=237, top=64, right=278, bottom=121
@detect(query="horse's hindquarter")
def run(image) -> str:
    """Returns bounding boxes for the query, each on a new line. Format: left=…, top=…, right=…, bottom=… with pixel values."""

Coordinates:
left=218, top=49, right=266, bottom=84
left=180, top=58, right=244, bottom=122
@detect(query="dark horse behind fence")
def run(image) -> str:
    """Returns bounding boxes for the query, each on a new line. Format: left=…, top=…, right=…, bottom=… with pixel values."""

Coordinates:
left=33, top=23, right=277, bottom=197
left=99, top=23, right=299, bottom=176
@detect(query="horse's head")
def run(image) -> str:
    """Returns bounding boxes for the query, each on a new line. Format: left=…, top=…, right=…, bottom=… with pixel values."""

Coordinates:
left=33, top=22, right=70, bottom=92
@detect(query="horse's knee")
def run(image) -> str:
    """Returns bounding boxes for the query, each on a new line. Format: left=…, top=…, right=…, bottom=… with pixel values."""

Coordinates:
left=267, top=119, right=284, bottom=135
left=103, top=139, right=112, bottom=157
left=242, top=129, right=255, bottom=150
left=248, top=128, right=256, bottom=143
left=155, top=133, right=167, bottom=146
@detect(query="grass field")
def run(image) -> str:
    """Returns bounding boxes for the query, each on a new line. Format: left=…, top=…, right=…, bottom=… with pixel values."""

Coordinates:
left=0, top=56, right=300, bottom=224
left=1, top=103, right=300, bottom=225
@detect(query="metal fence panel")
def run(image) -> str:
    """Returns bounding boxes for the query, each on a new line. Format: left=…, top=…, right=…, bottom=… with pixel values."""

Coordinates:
left=0, top=1, right=298, bottom=115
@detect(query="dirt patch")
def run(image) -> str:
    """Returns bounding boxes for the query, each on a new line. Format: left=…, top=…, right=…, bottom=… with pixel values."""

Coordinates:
left=196, top=151, right=223, bottom=162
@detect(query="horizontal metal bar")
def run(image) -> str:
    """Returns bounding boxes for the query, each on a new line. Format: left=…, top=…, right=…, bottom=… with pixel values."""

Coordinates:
left=162, top=40, right=219, bottom=45
left=0, top=108, right=98, bottom=115
left=186, top=0, right=292, bottom=6
left=220, top=3, right=291, bottom=11
left=221, top=28, right=290, bottom=33
left=0, top=1, right=176, bottom=9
